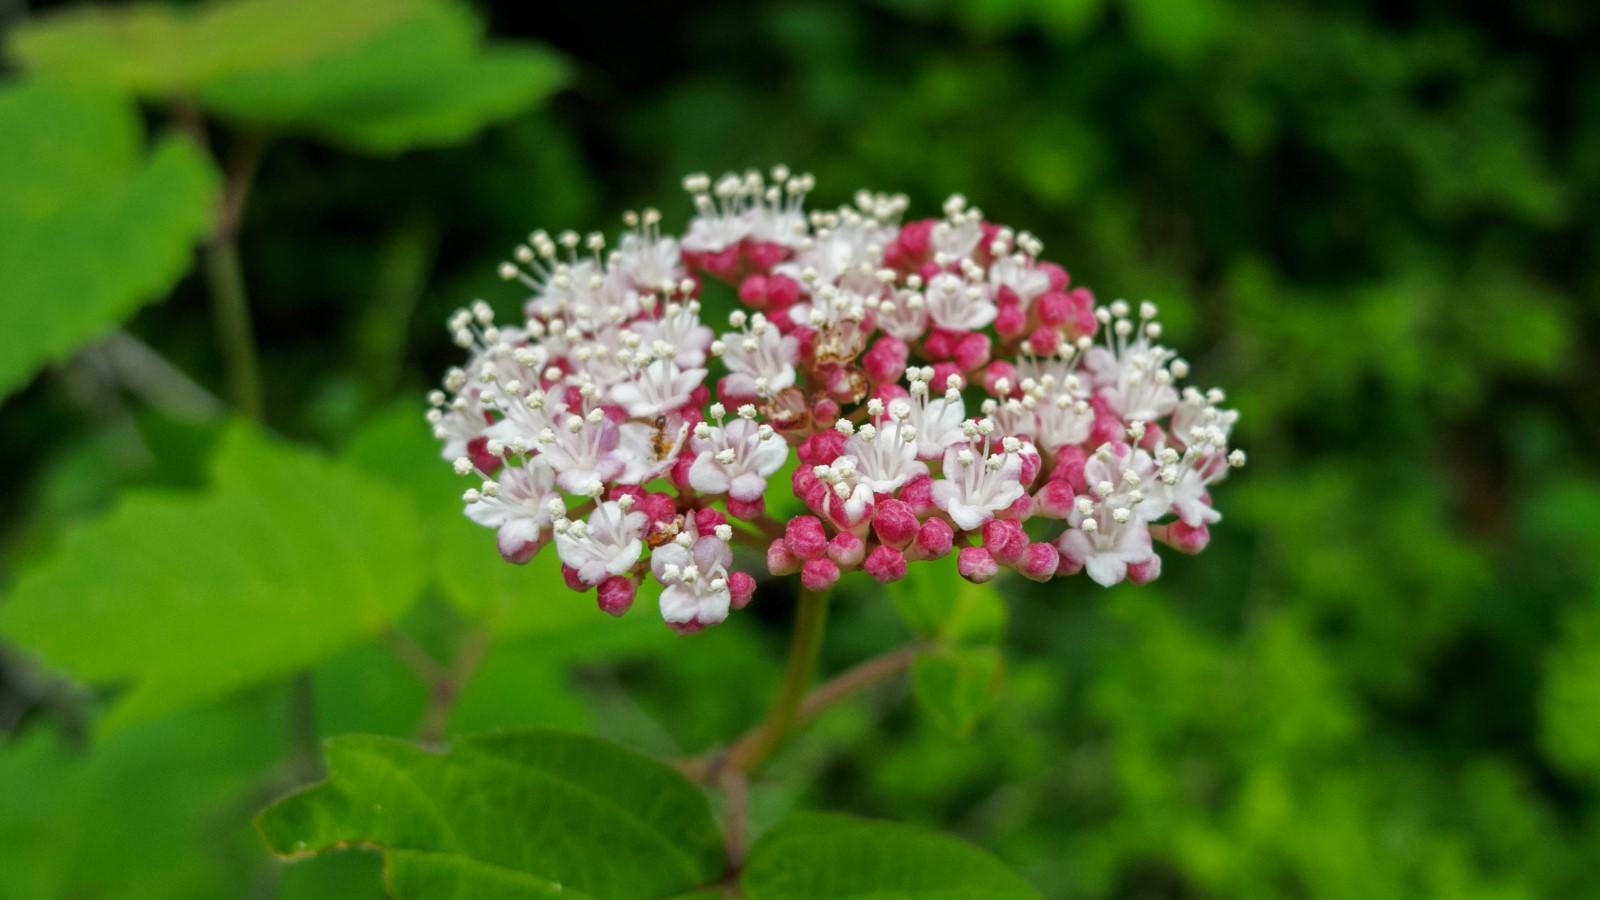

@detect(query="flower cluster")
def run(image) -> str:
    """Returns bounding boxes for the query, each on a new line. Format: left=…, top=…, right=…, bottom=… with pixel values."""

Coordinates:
left=429, top=167, right=1244, bottom=629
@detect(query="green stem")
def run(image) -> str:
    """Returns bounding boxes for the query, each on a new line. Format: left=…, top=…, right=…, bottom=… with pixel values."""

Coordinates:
left=727, top=587, right=832, bottom=773
left=202, top=236, right=264, bottom=421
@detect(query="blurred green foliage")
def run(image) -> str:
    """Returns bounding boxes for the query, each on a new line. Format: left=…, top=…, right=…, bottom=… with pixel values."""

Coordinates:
left=2, top=0, right=1598, bottom=897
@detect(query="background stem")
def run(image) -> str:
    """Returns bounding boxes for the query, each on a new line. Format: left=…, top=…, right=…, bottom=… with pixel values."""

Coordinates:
left=727, top=587, right=832, bottom=773
left=202, top=237, right=264, bottom=421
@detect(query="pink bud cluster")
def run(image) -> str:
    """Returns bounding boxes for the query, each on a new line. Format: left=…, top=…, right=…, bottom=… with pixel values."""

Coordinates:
left=430, top=167, right=1244, bottom=630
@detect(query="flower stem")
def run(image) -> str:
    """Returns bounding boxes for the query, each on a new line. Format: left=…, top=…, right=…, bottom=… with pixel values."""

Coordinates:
left=726, top=586, right=832, bottom=773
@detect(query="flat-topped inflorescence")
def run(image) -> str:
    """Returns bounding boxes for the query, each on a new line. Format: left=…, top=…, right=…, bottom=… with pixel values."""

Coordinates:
left=428, top=166, right=1245, bottom=630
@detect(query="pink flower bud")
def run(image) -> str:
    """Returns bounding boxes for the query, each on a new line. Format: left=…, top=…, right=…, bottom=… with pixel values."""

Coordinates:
left=727, top=496, right=765, bottom=520
left=1038, top=261, right=1069, bottom=291
left=1033, top=479, right=1077, bottom=518
left=900, top=473, right=937, bottom=516
left=1018, top=445, right=1042, bottom=484
left=872, top=382, right=911, bottom=411
left=1050, top=445, right=1089, bottom=492
left=799, top=429, right=847, bottom=465
left=694, top=507, right=728, bottom=532
left=702, top=246, right=742, bottom=282
left=801, top=557, right=841, bottom=591
left=1034, top=291, right=1073, bottom=328
left=785, top=515, right=829, bottom=560
left=922, top=327, right=955, bottom=360
left=1065, top=287, right=1097, bottom=339
left=466, top=436, right=503, bottom=477
left=1055, top=549, right=1083, bottom=577
left=1025, top=326, right=1060, bottom=356
left=738, top=274, right=769, bottom=308
left=811, top=395, right=841, bottom=425
left=913, top=516, right=954, bottom=559
left=768, top=539, right=802, bottom=575
left=871, top=498, right=921, bottom=548
left=863, top=335, right=910, bottom=384
left=994, top=299, right=1027, bottom=338
left=828, top=531, right=866, bottom=567
left=766, top=274, right=800, bottom=309
left=597, top=576, right=637, bottom=615
left=1127, top=555, right=1162, bottom=585
left=898, top=219, right=935, bottom=257
left=561, top=563, right=590, bottom=591
left=953, top=332, right=992, bottom=371
left=929, top=362, right=962, bottom=393
left=982, top=519, right=1027, bottom=564
left=744, top=240, right=787, bottom=272
left=957, top=546, right=1000, bottom=583
left=864, top=544, right=908, bottom=583
left=982, top=361, right=1019, bottom=397
left=1159, top=520, right=1211, bottom=554
left=729, top=570, right=757, bottom=609
left=1018, top=543, right=1059, bottom=582
left=997, top=494, right=1034, bottom=520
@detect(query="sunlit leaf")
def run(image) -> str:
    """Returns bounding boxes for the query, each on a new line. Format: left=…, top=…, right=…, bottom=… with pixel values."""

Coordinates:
left=202, top=8, right=567, bottom=154
left=0, top=81, right=217, bottom=400
left=258, top=731, right=726, bottom=899
left=0, top=424, right=427, bottom=732
left=741, top=812, right=1038, bottom=898
left=6, top=0, right=430, bottom=96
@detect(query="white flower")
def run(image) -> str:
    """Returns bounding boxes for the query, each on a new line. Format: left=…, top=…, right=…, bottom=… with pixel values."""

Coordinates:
left=1082, top=303, right=1182, bottom=422
left=875, top=289, right=929, bottom=342
left=1057, top=502, right=1154, bottom=587
left=1083, top=441, right=1167, bottom=521
left=688, top=417, right=788, bottom=502
left=930, top=202, right=984, bottom=260
left=627, top=302, right=714, bottom=369
left=555, top=500, right=646, bottom=585
left=651, top=522, right=737, bottom=626
left=611, top=230, right=683, bottom=289
left=931, top=440, right=1026, bottom=531
left=609, top=359, right=706, bottom=417
left=464, top=458, right=561, bottom=561
left=837, top=420, right=926, bottom=493
left=717, top=314, right=799, bottom=398
left=897, top=375, right=967, bottom=459
left=533, top=401, right=627, bottom=496
left=923, top=272, right=996, bottom=331
left=989, top=254, right=1051, bottom=307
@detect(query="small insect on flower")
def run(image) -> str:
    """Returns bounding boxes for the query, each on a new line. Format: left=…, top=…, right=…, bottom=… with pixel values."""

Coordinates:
left=429, top=166, right=1245, bottom=628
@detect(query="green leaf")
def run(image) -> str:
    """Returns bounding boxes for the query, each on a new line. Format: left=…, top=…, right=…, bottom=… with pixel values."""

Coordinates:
left=6, top=0, right=430, bottom=97
left=741, top=813, right=1038, bottom=898
left=9, top=0, right=565, bottom=155
left=258, top=731, right=726, bottom=899
left=0, top=700, right=283, bottom=899
left=911, top=646, right=1004, bottom=736
left=0, top=424, right=427, bottom=732
left=202, top=11, right=567, bottom=154
left=886, top=553, right=1007, bottom=645
left=0, top=81, right=217, bottom=400
left=1541, top=606, right=1600, bottom=782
